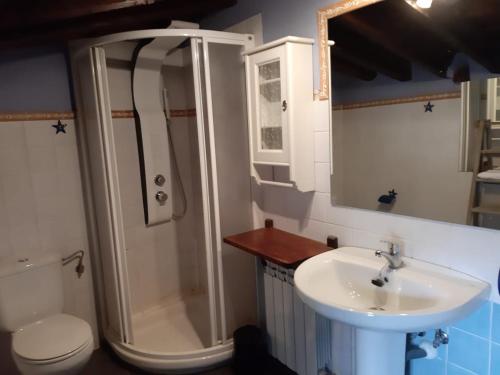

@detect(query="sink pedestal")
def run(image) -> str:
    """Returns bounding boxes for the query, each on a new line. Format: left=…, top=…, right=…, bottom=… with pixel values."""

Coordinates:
left=355, top=328, right=406, bottom=375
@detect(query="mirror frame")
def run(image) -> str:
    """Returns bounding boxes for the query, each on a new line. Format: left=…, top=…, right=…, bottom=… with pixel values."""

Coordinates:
left=317, top=0, right=383, bottom=100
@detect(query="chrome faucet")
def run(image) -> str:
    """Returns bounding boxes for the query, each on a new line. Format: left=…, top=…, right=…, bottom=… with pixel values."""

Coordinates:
left=371, top=240, right=404, bottom=287
left=376, top=240, right=404, bottom=269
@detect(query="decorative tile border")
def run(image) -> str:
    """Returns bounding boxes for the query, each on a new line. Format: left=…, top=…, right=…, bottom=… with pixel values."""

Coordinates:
left=317, top=0, right=383, bottom=100
left=170, top=109, right=197, bottom=118
left=111, top=110, right=133, bottom=119
left=0, top=109, right=197, bottom=122
left=333, top=91, right=461, bottom=111
left=0, top=111, right=75, bottom=122
left=111, top=109, right=197, bottom=118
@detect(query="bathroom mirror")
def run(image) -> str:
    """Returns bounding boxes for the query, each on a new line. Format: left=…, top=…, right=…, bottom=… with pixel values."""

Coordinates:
left=325, top=0, right=500, bottom=229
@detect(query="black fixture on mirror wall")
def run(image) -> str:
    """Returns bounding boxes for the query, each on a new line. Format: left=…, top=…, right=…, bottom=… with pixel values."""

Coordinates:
left=378, top=190, right=398, bottom=205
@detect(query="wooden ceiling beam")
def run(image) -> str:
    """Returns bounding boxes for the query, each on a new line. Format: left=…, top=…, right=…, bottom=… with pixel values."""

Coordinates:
left=333, top=46, right=411, bottom=81
left=330, top=0, right=455, bottom=79
left=0, top=0, right=236, bottom=50
left=328, top=24, right=412, bottom=81
left=406, top=0, right=500, bottom=73
left=0, top=12, right=169, bottom=50
left=0, top=1, right=155, bottom=33
left=331, top=54, right=378, bottom=81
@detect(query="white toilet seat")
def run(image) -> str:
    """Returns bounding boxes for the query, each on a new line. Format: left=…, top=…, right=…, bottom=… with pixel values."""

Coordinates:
left=15, top=338, right=93, bottom=365
left=12, top=314, right=94, bottom=374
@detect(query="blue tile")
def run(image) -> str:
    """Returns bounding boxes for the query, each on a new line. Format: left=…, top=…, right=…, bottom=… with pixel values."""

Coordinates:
left=453, top=302, right=491, bottom=339
left=409, top=358, right=445, bottom=375
left=448, top=363, right=477, bottom=375
left=448, top=328, right=489, bottom=375
left=493, top=303, right=500, bottom=344
left=491, top=343, right=500, bottom=375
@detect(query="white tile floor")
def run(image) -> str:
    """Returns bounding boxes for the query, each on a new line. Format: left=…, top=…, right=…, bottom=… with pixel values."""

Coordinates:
left=132, top=293, right=211, bottom=353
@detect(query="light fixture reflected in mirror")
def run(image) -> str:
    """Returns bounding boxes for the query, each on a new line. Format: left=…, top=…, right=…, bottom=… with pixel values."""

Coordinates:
left=416, top=0, right=433, bottom=8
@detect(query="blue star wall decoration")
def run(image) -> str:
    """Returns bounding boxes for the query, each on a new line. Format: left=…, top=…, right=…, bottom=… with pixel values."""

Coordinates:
left=52, top=120, right=67, bottom=134
left=424, top=101, right=434, bottom=112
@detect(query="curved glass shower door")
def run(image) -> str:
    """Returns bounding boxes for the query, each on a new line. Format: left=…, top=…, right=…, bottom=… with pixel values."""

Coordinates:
left=104, top=38, right=216, bottom=353
left=71, top=29, right=256, bottom=373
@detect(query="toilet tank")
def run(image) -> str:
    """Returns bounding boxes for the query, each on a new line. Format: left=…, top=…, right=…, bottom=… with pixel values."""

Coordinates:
left=0, top=253, right=64, bottom=332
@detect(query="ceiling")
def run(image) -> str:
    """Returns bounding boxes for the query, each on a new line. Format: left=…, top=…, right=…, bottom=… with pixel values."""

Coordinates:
left=329, top=0, right=500, bottom=83
left=0, top=0, right=236, bottom=50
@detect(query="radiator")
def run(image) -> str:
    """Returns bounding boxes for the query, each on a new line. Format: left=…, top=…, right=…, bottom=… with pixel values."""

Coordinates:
left=263, top=261, right=334, bottom=375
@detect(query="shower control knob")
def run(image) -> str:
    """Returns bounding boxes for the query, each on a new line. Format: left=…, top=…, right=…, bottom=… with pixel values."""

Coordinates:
left=155, top=191, right=168, bottom=204
left=154, top=174, right=166, bottom=186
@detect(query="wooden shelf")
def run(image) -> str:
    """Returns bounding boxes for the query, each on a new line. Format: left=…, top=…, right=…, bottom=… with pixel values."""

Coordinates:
left=223, top=221, right=330, bottom=268
left=476, top=177, right=500, bottom=184
left=490, top=121, right=500, bottom=130
left=481, top=149, right=500, bottom=155
left=471, top=206, right=500, bottom=215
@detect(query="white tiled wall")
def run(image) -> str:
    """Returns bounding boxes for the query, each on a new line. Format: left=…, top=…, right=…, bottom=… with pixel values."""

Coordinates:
left=254, top=99, right=500, bottom=304
left=0, top=119, right=99, bottom=343
left=331, top=99, right=471, bottom=225
left=107, top=58, right=210, bottom=315
left=113, top=116, right=207, bottom=314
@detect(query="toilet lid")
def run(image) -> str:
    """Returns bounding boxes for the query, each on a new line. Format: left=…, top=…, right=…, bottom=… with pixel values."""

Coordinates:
left=13, top=314, right=92, bottom=361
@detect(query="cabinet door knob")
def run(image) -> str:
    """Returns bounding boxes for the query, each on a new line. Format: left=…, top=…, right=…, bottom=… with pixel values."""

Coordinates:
left=282, top=100, right=287, bottom=112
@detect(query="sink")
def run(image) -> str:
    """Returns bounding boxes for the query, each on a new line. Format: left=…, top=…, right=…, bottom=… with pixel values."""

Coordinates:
left=294, top=247, right=490, bottom=375
left=294, top=246, right=489, bottom=332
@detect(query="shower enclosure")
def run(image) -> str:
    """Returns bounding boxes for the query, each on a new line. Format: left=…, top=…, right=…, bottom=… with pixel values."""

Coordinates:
left=70, top=27, right=257, bottom=373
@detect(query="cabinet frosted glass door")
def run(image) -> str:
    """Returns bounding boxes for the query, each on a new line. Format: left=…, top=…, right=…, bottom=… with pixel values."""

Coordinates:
left=259, top=60, right=282, bottom=150
left=250, top=46, right=289, bottom=164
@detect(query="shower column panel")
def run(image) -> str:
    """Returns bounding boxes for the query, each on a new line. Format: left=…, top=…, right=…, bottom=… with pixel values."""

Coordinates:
left=132, top=37, right=186, bottom=225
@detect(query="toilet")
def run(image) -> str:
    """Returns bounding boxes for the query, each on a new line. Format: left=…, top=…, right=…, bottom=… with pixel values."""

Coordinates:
left=0, top=252, right=94, bottom=374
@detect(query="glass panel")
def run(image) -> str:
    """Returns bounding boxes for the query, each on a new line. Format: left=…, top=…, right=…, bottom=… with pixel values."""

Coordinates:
left=259, top=60, right=280, bottom=81
left=207, top=42, right=255, bottom=339
left=258, top=60, right=282, bottom=150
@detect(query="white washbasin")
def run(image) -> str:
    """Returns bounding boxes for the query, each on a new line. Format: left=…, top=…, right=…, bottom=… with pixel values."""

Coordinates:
left=294, top=247, right=490, bottom=333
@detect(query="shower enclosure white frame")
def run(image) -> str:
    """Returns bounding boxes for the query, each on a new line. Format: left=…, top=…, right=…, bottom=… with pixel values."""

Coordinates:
left=71, top=28, right=254, bottom=373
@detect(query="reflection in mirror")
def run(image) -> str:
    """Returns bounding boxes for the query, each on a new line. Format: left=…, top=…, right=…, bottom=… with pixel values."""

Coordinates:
left=329, top=0, right=500, bottom=229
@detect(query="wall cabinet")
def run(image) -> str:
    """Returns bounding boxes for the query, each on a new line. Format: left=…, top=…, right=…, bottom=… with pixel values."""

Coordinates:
left=244, top=37, right=315, bottom=192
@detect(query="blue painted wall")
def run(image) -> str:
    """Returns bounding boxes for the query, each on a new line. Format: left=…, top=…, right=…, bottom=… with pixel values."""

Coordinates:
left=0, top=46, right=73, bottom=112
left=332, top=64, right=459, bottom=104
left=1, top=0, right=337, bottom=112
left=204, top=0, right=496, bottom=104
left=202, top=0, right=339, bottom=88
left=1, top=0, right=494, bottom=111
left=333, top=53, right=495, bottom=105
